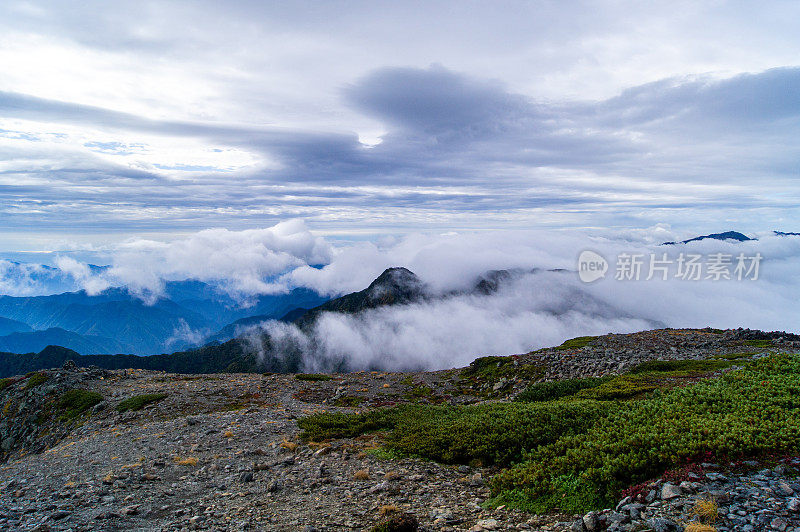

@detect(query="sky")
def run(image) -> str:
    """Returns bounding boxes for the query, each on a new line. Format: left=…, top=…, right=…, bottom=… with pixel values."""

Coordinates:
left=0, top=0, right=798, bottom=258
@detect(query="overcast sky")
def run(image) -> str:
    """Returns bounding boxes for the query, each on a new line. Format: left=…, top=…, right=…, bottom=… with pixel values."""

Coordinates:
left=1, top=0, right=799, bottom=254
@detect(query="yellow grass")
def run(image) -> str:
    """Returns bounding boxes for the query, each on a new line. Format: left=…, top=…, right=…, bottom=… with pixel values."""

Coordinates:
left=684, top=524, right=717, bottom=532
left=379, top=504, right=400, bottom=516
left=691, top=497, right=719, bottom=524
left=173, top=456, right=199, bottom=466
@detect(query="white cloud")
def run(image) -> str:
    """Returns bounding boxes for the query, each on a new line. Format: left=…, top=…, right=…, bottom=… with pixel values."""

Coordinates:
left=104, top=220, right=332, bottom=298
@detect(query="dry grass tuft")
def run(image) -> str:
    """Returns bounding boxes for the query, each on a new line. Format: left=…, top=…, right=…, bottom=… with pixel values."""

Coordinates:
left=223, top=430, right=234, bottom=438
left=173, top=456, right=199, bottom=466
left=383, top=471, right=400, bottom=481
left=353, top=469, right=370, bottom=480
left=379, top=504, right=400, bottom=516
left=691, top=497, right=719, bottom=524
left=684, top=524, right=717, bottom=532
left=280, top=439, right=298, bottom=451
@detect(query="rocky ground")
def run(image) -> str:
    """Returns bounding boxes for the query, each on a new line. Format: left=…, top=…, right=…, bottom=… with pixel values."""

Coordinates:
left=1, top=327, right=799, bottom=531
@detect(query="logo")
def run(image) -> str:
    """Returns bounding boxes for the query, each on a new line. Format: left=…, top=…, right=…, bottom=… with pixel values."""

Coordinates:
left=578, top=250, right=608, bottom=283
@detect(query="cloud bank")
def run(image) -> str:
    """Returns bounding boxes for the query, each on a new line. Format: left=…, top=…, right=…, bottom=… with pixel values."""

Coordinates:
left=3, top=223, right=800, bottom=369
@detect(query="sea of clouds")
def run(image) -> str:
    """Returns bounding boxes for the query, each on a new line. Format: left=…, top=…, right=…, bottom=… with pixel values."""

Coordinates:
left=2, top=220, right=800, bottom=370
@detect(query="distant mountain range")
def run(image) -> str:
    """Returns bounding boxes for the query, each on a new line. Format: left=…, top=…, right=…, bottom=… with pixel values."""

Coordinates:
left=0, top=279, right=328, bottom=356
left=0, top=266, right=649, bottom=377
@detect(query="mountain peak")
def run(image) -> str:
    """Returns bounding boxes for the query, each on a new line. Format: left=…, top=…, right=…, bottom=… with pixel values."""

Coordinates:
left=366, top=267, right=425, bottom=306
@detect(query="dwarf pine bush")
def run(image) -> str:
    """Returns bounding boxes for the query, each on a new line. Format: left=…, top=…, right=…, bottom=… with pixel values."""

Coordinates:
left=491, top=355, right=800, bottom=512
left=300, top=354, right=800, bottom=515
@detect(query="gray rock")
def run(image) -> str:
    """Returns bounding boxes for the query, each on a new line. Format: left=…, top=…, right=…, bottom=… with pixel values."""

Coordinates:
left=582, top=511, right=600, bottom=531
left=660, top=483, right=682, bottom=500
left=646, top=517, right=679, bottom=532
left=777, top=481, right=795, bottom=496
left=771, top=516, right=788, bottom=531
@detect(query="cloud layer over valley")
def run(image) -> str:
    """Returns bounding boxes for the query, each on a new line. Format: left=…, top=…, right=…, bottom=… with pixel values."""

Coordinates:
left=1, top=223, right=788, bottom=369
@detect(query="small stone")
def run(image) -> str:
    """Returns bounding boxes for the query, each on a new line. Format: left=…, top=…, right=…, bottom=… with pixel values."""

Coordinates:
left=615, top=496, right=632, bottom=511
left=647, top=518, right=680, bottom=532
left=771, top=517, right=788, bottom=531
left=476, top=518, right=499, bottom=530
left=787, top=498, right=800, bottom=512
left=50, top=510, right=70, bottom=520
left=469, top=473, right=485, bottom=487
left=777, top=481, right=794, bottom=496
left=660, top=483, right=682, bottom=500
left=369, top=481, right=389, bottom=493
left=583, top=511, right=600, bottom=531
left=238, top=471, right=254, bottom=483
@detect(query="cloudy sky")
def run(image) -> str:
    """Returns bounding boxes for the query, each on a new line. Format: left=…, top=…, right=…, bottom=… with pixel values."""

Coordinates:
left=1, top=0, right=799, bottom=255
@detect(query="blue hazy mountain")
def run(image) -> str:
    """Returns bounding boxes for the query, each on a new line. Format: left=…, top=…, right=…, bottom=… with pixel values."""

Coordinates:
left=0, top=278, right=328, bottom=355
left=0, top=317, right=32, bottom=336
left=0, top=328, right=124, bottom=355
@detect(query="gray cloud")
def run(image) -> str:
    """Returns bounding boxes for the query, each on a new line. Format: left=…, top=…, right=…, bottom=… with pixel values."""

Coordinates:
left=0, top=2, right=799, bottom=241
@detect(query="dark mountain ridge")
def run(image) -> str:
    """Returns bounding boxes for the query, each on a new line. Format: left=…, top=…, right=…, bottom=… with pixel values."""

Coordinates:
left=662, top=230, right=754, bottom=245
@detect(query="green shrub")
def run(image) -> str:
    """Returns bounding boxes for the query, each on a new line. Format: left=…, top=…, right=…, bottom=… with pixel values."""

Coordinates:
left=630, top=359, right=733, bottom=374
left=714, top=352, right=756, bottom=360
left=370, top=512, right=419, bottom=532
left=301, top=400, right=610, bottom=467
left=25, top=371, right=50, bottom=389
left=384, top=401, right=611, bottom=466
left=301, top=354, right=800, bottom=516
left=57, top=389, right=103, bottom=420
left=491, top=354, right=800, bottom=513
left=116, top=393, right=168, bottom=413
left=406, top=386, right=433, bottom=399
left=556, top=336, right=597, bottom=350
left=575, top=374, right=662, bottom=400
left=295, top=373, right=332, bottom=381
left=516, top=375, right=614, bottom=402
left=0, top=378, right=14, bottom=392
left=459, top=355, right=544, bottom=392
left=299, top=405, right=414, bottom=441
left=744, top=339, right=773, bottom=348
left=333, top=396, right=366, bottom=407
